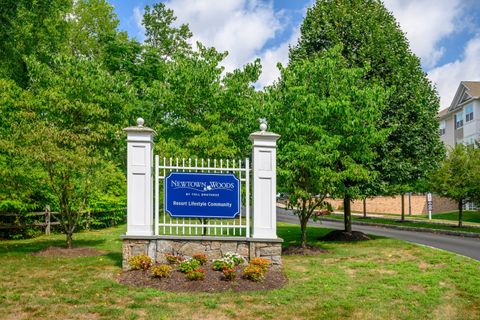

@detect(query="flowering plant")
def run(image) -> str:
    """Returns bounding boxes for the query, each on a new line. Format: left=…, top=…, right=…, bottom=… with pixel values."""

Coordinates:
left=243, top=264, right=264, bottom=282
left=250, top=257, right=271, bottom=272
left=128, top=254, right=153, bottom=271
left=224, top=252, right=245, bottom=265
left=178, top=257, right=201, bottom=273
left=192, top=253, right=207, bottom=265
left=186, top=268, right=205, bottom=281
left=212, top=259, right=234, bottom=271
left=151, top=264, right=172, bottom=278
left=212, top=252, right=245, bottom=271
left=165, top=253, right=183, bottom=265
left=222, top=267, right=236, bottom=281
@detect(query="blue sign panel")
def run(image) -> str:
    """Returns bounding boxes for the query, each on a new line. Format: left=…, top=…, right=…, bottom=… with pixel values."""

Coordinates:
left=165, top=172, right=240, bottom=218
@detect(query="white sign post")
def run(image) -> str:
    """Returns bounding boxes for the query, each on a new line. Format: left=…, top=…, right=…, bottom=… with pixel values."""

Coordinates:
left=249, top=120, right=280, bottom=239
left=124, top=118, right=155, bottom=236
left=122, top=118, right=284, bottom=270
left=427, top=192, right=433, bottom=220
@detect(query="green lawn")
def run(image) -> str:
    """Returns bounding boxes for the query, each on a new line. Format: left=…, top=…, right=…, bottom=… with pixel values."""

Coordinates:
left=0, top=224, right=479, bottom=319
left=428, top=211, right=480, bottom=224
left=328, top=214, right=480, bottom=234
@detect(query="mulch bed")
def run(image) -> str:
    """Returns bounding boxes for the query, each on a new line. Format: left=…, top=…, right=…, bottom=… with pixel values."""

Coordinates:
left=283, top=244, right=329, bottom=255
left=320, top=230, right=371, bottom=242
left=31, top=246, right=105, bottom=257
left=118, top=263, right=287, bottom=293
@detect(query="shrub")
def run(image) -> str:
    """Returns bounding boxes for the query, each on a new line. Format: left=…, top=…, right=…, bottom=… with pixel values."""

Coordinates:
left=151, top=264, right=172, bottom=278
left=314, top=208, right=331, bottom=216
left=186, top=268, right=205, bottom=281
left=165, top=253, right=183, bottom=265
left=222, top=267, right=236, bottom=281
left=129, top=254, right=153, bottom=271
left=224, top=252, right=245, bottom=265
left=212, top=252, right=245, bottom=271
left=193, top=253, right=207, bottom=265
left=178, top=258, right=201, bottom=273
left=243, top=264, right=264, bottom=282
left=212, top=259, right=234, bottom=271
left=250, top=257, right=271, bottom=272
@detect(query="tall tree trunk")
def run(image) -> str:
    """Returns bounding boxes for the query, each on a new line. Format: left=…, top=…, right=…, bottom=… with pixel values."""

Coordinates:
left=458, top=200, right=463, bottom=228
left=344, top=196, right=352, bottom=233
left=401, top=193, right=405, bottom=222
left=363, top=198, right=367, bottom=218
left=408, top=193, right=412, bottom=216
left=300, top=218, right=308, bottom=248
left=66, top=232, right=73, bottom=249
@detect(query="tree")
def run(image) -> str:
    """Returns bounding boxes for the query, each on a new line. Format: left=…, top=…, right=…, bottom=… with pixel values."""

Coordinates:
left=290, top=0, right=445, bottom=229
left=0, top=1, right=264, bottom=243
left=430, top=145, right=480, bottom=227
left=143, top=3, right=192, bottom=58
left=67, top=0, right=120, bottom=59
left=0, top=55, right=135, bottom=247
left=138, top=7, right=262, bottom=160
left=271, top=47, right=388, bottom=246
left=0, top=0, right=72, bottom=86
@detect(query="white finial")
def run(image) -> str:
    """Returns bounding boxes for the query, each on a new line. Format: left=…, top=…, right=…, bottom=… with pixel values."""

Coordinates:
left=137, top=117, right=145, bottom=127
left=259, top=118, right=267, bottom=132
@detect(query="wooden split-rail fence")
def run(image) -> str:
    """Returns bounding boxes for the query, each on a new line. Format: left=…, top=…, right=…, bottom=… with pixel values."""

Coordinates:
left=0, top=206, right=126, bottom=235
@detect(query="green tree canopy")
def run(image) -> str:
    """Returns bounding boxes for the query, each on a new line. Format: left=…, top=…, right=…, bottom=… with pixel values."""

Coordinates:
left=290, top=0, right=445, bottom=195
left=0, top=0, right=264, bottom=244
left=270, top=47, right=388, bottom=246
left=430, top=145, right=480, bottom=227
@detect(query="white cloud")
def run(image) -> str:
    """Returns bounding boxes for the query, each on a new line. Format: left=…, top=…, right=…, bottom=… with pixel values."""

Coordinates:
left=257, top=27, right=300, bottom=88
left=132, top=6, right=145, bottom=40
left=129, top=0, right=477, bottom=102
left=164, top=0, right=284, bottom=73
left=383, top=0, right=462, bottom=68
left=428, top=36, right=480, bottom=109
left=129, top=0, right=306, bottom=87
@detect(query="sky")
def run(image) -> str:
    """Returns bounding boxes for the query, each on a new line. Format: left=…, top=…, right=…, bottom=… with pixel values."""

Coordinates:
left=108, top=0, right=480, bottom=110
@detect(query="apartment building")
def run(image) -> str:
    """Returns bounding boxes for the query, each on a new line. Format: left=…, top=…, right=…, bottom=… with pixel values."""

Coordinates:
left=438, top=81, right=480, bottom=147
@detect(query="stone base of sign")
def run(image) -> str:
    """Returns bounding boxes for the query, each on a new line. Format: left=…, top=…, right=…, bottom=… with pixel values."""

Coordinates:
left=121, top=235, right=283, bottom=271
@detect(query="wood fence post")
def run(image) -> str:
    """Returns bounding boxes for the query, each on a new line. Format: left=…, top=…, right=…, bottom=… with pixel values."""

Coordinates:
left=45, top=205, right=51, bottom=235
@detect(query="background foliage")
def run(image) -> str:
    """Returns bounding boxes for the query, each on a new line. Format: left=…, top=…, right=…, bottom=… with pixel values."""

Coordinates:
left=0, top=0, right=446, bottom=244
left=0, top=0, right=262, bottom=241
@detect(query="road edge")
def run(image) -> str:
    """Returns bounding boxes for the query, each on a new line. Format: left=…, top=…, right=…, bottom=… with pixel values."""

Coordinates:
left=319, top=217, right=480, bottom=239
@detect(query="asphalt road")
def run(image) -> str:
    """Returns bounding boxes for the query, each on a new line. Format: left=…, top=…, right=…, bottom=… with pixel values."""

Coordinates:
left=277, top=207, right=480, bottom=261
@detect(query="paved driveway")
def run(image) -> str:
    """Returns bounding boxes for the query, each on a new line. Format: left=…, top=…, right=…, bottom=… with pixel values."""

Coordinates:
left=277, top=207, right=480, bottom=261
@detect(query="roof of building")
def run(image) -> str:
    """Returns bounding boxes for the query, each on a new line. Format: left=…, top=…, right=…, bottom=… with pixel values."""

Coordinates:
left=462, top=81, right=480, bottom=98
left=446, top=81, right=480, bottom=113
left=438, top=108, right=449, bottom=119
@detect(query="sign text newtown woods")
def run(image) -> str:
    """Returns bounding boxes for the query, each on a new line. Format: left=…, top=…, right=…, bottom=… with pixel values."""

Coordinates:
left=165, top=172, right=240, bottom=218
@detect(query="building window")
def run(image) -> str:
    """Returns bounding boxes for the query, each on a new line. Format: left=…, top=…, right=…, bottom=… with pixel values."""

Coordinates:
left=439, top=120, right=446, bottom=135
left=465, top=105, right=474, bottom=122
left=455, top=111, right=463, bottom=129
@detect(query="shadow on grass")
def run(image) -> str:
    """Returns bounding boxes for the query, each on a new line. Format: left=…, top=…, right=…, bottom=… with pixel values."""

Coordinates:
left=278, top=223, right=387, bottom=249
left=0, top=239, right=106, bottom=255
left=104, top=252, right=123, bottom=267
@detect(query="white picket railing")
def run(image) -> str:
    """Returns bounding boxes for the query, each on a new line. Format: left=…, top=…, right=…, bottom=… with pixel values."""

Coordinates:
left=154, top=156, right=250, bottom=237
